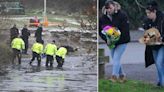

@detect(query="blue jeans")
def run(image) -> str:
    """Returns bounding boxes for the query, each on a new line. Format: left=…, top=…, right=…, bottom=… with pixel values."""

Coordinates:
left=152, top=46, right=164, bottom=86
left=110, top=43, right=127, bottom=77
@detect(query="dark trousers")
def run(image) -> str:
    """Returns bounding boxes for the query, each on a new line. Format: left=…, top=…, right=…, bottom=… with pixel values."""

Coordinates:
left=12, top=48, right=21, bottom=64
left=22, top=38, right=28, bottom=54
left=56, top=55, right=64, bottom=68
left=46, top=55, right=54, bottom=67
left=30, top=52, right=41, bottom=66
left=36, top=37, right=42, bottom=42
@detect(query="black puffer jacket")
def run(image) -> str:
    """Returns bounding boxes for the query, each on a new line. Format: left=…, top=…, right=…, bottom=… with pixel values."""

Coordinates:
left=143, top=11, right=164, bottom=67
left=10, top=27, right=19, bottom=39
left=21, top=28, right=30, bottom=39
left=143, top=11, right=164, bottom=43
left=35, top=26, right=43, bottom=41
left=99, top=10, right=130, bottom=46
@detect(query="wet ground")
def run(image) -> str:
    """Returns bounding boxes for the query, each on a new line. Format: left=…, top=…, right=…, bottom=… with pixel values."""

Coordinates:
left=0, top=27, right=97, bottom=92
left=0, top=54, right=97, bottom=92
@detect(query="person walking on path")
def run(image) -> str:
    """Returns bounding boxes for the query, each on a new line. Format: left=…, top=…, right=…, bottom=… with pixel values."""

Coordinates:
left=21, top=25, right=30, bottom=54
left=99, top=0, right=130, bottom=83
left=29, top=39, right=44, bottom=66
left=143, top=1, right=164, bottom=87
left=11, top=36, right=25, bottom=65
left=44, top=40, right=57, bottom=67
left=10, top=24, right=19, bottom=43
left=56, top=46, right=67, bottom=69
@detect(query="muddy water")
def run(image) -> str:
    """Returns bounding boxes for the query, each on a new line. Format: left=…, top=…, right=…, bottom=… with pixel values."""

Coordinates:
left=0, top=55, right=97, bottom=92
left=0, top=29, right=97, bottom=92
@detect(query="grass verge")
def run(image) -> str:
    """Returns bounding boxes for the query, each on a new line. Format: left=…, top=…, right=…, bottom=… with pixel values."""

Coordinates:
left=99, top=79, right=164, bottom=92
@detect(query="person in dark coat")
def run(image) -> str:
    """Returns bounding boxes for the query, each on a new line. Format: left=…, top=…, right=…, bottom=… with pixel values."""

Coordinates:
left=21, top=25, right=30, bottom=54
left=35, top=24, right=43, bottom=42
left=143, top=1, right=164, bottom=87
left=10, top=24, right=19, bottom=43
left=99, top=0, right=130, bottom=83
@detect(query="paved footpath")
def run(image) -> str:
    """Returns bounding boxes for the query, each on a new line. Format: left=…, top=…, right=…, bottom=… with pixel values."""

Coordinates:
left=105, top=63, right=157, bottom=84
left=100, top=42, right=158, bottom=84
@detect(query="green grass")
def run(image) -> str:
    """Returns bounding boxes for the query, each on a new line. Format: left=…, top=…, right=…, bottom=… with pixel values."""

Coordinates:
left=99, top=79, right=164, bottom=92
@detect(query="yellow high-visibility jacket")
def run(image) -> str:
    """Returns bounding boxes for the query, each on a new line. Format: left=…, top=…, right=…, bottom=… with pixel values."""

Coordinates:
left=31, top=42, right=43, bottom=54
left=11, top=38, right=25, bottom=50
left=44, top=43, right=57, bottom=56
left=56, top=47, right=67, bottom=59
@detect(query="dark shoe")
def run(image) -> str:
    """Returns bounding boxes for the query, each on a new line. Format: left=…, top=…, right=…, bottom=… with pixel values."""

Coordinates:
left=38, top=61, right=41, bottom=67
left=157, top=82, right=162, bottom=87
left=119, top=74, right=126, bottom=83
left=109, top=75, right=117, bottom=83
left=29, top=61, right=32, bottom=65
left=50, top=63, right=53, bottom=68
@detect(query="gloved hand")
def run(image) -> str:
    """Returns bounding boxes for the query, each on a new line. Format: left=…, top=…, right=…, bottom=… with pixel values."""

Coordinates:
left=41, top=53, right=46, bottom=58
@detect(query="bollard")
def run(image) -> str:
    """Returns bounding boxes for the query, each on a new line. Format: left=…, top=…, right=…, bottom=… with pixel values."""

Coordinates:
left=99, top=48, right=110, bottom=79
left=99, top=57, right=105, bottom=79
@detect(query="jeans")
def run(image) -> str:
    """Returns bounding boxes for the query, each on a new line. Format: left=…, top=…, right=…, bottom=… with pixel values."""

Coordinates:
left=110, top=43, right=127, bottom=77
left=152, top=46, right=164, bottom=86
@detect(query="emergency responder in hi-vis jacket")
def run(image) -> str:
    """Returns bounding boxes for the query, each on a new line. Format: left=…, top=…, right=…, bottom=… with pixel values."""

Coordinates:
left=11, top=36, right=25, bottom=64
left=44, top=40, right=57, bottom=67
left=56, top=47, right=67, bottom=68
left=29, top=39, right=44, bottom=66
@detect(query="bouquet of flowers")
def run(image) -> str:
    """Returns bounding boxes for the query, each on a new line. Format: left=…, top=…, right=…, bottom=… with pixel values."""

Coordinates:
left=102, top=25, right=121, bottom=49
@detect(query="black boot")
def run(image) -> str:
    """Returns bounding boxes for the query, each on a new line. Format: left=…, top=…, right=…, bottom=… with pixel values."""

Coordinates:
left=29, top=62, right=32, bottom=65
left=45, top=61, right=48, bottom=67
left=50, top=62, right=53, bottom=68
left=157, top=82, right=162, bottom=87
left=38, top=61, right=41, bottom=67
